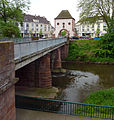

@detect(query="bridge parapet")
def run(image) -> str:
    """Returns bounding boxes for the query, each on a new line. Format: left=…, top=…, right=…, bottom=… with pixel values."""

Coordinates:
left=14, top=38, right=67, bottom=60
left=15, top=38, right=67, bottom=70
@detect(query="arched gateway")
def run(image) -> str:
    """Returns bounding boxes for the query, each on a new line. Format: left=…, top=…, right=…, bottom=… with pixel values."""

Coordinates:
left=54, top=10, right=75, bottom=38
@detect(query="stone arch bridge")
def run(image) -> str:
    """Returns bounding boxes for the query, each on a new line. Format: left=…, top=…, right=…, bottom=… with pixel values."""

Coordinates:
left=0, top=38, right=69, bottom=120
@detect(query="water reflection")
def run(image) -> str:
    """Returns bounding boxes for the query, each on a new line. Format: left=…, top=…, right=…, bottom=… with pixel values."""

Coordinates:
left=52, top=62, right=114, bottom=102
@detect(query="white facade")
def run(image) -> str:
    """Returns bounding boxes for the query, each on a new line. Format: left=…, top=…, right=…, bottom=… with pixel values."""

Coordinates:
left=54, top=19, right=75, bottom=38
left=75, top=20, right=107, bottom=38
left=18, top=15, right=54, bottom=38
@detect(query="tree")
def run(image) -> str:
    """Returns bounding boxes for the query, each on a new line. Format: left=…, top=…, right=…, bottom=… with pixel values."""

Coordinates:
left=61, top=30, right=66, bottom=36
left=96, top=27, right=100, bottom=37
left=0, top=0, right=30, bottom=23
left=0, top=0, right=30, bottom=37
left=0, top=20, right=21, bottom=37
left=78, top=0, right=114, bottom=28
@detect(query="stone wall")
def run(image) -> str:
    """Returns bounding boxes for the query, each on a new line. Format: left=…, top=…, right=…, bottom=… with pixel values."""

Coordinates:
left=0, top=41, right=16, bottom=120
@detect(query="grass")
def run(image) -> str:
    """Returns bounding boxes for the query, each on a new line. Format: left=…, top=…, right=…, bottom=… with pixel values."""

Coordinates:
left=66, top=39, right=114, bottom=62
left=75, top=88, right=114, bottom=119
left=84, top=87, right=114, bottom=106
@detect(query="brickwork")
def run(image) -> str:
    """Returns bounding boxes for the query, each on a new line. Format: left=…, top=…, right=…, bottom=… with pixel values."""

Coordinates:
left=16, top=54, right=52, bottom=88
left=61, top=44, right=69, bottom=60
left=0, top=42, right=16, bottom=120
left=15, top=44, right=69, bottom=89
left=0, top=86, right=16, bottom=120
left=53, top=48, right=62, bottom=69
left=37, top=54, right=52, bottom=88
left=16, top=62, right=36, bottom=87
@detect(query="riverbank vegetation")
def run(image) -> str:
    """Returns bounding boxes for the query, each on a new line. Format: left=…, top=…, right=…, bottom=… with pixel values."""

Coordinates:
left=84, top=87, right=114, bottom=106
left=76, top=88, right=114, bottom=118
left=66, top=39, right=114, bottom=62
left=66, top=24, right=114, bottom=63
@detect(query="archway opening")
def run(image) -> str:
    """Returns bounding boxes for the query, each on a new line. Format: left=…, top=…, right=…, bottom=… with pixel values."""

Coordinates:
left=58, top=29, right=69, bottom=37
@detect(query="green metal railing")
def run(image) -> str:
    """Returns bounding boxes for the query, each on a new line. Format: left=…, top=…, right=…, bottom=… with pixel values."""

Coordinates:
left=15, top=95, right=114, bottom=120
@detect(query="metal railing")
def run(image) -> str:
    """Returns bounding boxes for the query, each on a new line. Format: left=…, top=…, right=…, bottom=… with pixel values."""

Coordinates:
left=14, top=38, right=67, bottom=60
left=0, top=37, right=32, bottom=43
left=16, top=95, right=114, bottom=120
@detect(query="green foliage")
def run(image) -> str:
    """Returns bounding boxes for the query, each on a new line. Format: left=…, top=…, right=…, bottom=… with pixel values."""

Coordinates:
left=76, top=88, right=114, bottom=117
left=85, top=87, right=114, bottom=106
left=95, top=27, right=100, bottom=37
left=77, top=0, right=113, bottom=28
left=61, top=30, right=66, bottom=36
left=66, top=39, right=114, bottom=62
left=0, top=0, right=30, bottom=23
left=66, top=42, right=80, bottom=60
left=98, top=20, right=114, bottom=58
left=0, top=20, right=21, bottom=38
left=0, top=0, right=30, bottom=38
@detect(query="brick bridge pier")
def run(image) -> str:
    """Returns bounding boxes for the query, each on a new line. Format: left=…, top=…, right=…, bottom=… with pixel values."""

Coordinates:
left=0, top=40, right=69, bottom=120
left=15, top=43, right=69, bottom=88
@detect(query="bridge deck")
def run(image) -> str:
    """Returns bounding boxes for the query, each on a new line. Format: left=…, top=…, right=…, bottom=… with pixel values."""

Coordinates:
left=16, top=109, right=102, bottom=120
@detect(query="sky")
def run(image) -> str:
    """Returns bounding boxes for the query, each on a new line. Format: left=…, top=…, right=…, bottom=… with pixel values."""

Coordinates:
left=28, top=0, right=80, bottom=26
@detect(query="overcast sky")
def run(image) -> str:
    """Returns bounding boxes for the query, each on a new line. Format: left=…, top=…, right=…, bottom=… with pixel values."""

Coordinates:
left=28, top=0, right=80, bottom=26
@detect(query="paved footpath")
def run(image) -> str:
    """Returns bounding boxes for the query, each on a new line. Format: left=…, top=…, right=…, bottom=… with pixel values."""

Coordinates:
left=16, top=108, right=103, bottom=120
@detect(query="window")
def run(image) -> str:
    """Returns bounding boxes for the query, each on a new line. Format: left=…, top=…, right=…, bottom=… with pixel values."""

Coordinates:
left=82, top=29, right=84, bottom=32
left=92, top=24, right=94, bottom=28
left=26, top=23, right=29, bottom=27
left=63, top=23, right=65, bottom=28
left=92, top=29, right=94, bottom=31
left=21, top=27, right=24, bottom=31
left=103, top=24, right=107, bottom=31
left=82, top=25, right=85, bottom=28
left=36, top=28, right=38, bottom=31
left=48, top=25, right=50, bottom=31
left=36, top=24, right=38, bottom=27
left=57, top=23, right=59, bottom=25
left=87, top=28, right=89, bottom=31
left=45, top=25, right=47, bottom=31
left=98, top=24, right=100, bottom=28
left=68, top=22, right=71, bottom=25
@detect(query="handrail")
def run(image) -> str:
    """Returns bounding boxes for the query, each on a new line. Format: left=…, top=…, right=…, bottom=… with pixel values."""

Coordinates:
left=14, top=38, right=67, bottom=60
left=16, top=95, right=114, bottom=119
left=16, top=95, right=114, bottom=108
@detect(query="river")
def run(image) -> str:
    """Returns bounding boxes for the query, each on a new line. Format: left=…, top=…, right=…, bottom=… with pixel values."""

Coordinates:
left=52, top=62, right=114, bottom=102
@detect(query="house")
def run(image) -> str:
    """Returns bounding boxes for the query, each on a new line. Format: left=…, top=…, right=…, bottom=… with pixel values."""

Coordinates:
left=54, top=10, right=76, bottom=38
left=18, top=14, right=54, bottom=38
left=75, top=19, right=107, bottom=38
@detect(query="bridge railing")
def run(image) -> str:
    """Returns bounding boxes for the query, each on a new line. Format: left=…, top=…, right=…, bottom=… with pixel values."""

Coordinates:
left=14, top=38, right=67, bottom=60
left=0, top=37, right=32, bottom=43
left=16, top=95, right=114, bottom=120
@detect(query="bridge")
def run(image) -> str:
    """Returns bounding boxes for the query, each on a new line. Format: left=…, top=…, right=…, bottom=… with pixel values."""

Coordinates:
left=1, top=38, right=114, bottom=120
left=0, top=38, right=69, bottom=120
left=14, top=38, right=67, bottom=70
